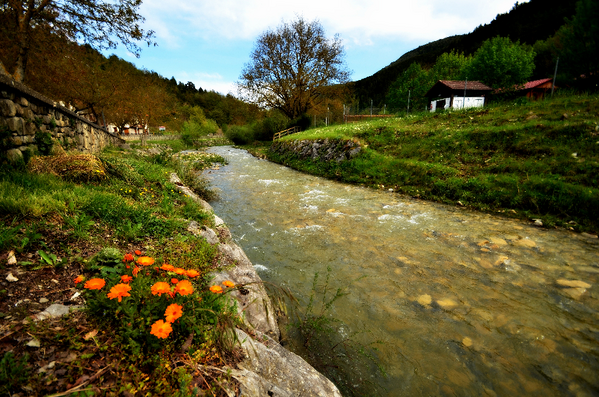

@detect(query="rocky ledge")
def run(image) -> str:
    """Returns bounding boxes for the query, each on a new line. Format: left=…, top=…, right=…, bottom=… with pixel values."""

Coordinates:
left=170, top=173, right=342, bottom=397
left=271, top=138, right=362, bottom=163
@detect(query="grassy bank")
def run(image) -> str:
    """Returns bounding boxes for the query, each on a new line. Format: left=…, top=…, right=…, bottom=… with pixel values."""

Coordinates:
left=0, top=140, right=244, bottom=396
left=255, top=93, right=599, bottom=233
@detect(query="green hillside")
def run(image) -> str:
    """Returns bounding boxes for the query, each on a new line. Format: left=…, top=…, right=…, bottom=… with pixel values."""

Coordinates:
left=351, top=0, right=578, bottom=105
left=258, top=93, right=599, bottom=233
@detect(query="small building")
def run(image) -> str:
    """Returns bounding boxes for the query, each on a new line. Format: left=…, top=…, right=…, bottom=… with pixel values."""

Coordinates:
left=521, top=78, right=555, bottom=100
left=425, top=80, right=493, bottom=112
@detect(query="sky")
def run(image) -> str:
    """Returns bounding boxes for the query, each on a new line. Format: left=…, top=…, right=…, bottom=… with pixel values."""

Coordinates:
left=105, top=0, right=526, bottom=96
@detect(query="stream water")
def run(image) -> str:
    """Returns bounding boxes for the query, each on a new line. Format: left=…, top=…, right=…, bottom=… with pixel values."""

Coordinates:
left=202, top=146, right=599, bottom=396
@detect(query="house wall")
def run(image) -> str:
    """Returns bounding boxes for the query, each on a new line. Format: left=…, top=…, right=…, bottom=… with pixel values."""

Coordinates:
left=0, top=74, right=124, bottom=163
left=430, top=96, right=485, bottom=112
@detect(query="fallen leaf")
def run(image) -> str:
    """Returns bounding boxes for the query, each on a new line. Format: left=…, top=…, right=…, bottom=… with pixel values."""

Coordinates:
left=84, top=330, right=98, bottom=340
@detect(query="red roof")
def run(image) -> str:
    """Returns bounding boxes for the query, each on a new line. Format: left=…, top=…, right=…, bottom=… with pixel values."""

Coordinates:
left=524, top=78, right=553, bottom=89
left=436, top=80, right=492, bottom=91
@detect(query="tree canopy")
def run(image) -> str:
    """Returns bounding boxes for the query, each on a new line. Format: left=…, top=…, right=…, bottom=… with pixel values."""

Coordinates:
left=237, top=17, right=350, bottom=120
left=0, top=0, right=155, bottom=82
left=464, top=36, right=535, bottom=89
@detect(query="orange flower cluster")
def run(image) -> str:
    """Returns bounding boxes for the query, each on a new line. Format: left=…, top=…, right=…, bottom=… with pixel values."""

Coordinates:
left=150, top=320, right=172, bottom=339
left=210, top=280, right=236, bottom=294
left=151, top=281, right=171, bottom=296
left=107, top=283, right=132, bottom=302
left=165, top=303, right=183, bottom=323
left=137, top=256, right=155, bottom=266
left=175, top=280, right=193, bottom=296
left=81, top=253, right=212, bottom=341
left=84, top=278, right=106, bottom=290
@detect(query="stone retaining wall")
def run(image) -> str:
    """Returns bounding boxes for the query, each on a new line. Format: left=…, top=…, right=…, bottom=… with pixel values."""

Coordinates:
left=270, top=138, right=362, bottom=163
left=0, top=74, right=124, bottom=163
left=120, top=134, right=182, bottom=141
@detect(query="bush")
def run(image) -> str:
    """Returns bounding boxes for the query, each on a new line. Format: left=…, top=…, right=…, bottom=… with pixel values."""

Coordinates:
left=226, top=125, right=255, bottom=145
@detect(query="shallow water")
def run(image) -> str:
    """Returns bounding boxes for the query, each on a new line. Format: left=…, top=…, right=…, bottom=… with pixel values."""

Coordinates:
left=203, top=146, right=599, bottom=396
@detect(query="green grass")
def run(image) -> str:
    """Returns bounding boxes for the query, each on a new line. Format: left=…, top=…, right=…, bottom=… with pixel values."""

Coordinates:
left=262, top=92, right=599, bottom=232
left=0, top=142, right=239, bottom=394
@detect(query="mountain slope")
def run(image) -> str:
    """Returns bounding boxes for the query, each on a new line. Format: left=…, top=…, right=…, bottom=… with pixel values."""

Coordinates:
left=351, top=0, right=578, bottom=105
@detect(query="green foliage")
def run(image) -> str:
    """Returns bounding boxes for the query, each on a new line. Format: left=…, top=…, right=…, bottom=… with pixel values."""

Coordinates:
left=0, top=351, right=30, bottom=395
left=225, top=125, right=254, bottom=145
left=34, top=131, right=54, bottom=155
left=386, top=63, right=432, bottom=113
left=464, top=36, right=535, bottom=89
left=554, top=0, right=599, bottom=87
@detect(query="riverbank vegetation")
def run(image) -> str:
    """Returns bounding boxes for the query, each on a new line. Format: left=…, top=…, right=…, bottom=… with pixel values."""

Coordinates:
left=255, top=93, right=599, bottom=233
left=0, top=141, right=246, bottom=395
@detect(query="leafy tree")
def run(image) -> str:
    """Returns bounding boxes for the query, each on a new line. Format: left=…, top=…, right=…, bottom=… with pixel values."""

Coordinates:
left=238, top=16, right=350, bottom=120
left=429, top=50, right=471, bottom=82
left=554, top=0, right=599, bottom=87
left=385, top=62, right=432, bottom=113
left=0, top=0, right=154, bottom=82
left=464, top=36, right=535, bottom=89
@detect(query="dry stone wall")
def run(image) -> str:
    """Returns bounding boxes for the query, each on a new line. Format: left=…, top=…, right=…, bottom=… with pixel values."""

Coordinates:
left=0, top=74, right=124, bottom=163
left=271, top=138, right=362, bottom=163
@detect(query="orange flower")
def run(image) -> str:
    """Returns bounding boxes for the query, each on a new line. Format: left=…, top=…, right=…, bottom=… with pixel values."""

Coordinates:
left=137, top=256, right=155, bottom=266
left=174, top=268, right=186, bottom=275
left=107, top=283, right=132, bottom=302
left=134, top=250, right=142, bottom=255
left=210, top=285, right=223, bottom=294
left=74, top=275, right=85, bottom=284
left=150, top=320, right=172, bottom=339
left=84, top=278, right=105, bottom=290
left=123, top=253, right=134, bottom=263
left=171, top=278, right=179, bottom=284
left=132, top=266, right=140, bottom=276
left=151, top=281, right=171, bottom=296
left=175, top=280, right=194, bottom=296
left=121, top=275, right=133, bottom=283
left=222, top=280, right=235, bottom=288
left=164, top=303, right=183, bottom=323
left=161, top=263, right=174, bottom=272
left=186, top=269, right=200, bottom=278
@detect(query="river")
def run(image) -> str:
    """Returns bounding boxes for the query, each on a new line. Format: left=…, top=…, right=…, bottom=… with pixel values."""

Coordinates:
left=202, top=146, right=599, bottom=396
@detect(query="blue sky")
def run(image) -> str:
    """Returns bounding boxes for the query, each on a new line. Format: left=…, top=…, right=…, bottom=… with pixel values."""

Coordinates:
left=106, top=0, right=525, bottom=96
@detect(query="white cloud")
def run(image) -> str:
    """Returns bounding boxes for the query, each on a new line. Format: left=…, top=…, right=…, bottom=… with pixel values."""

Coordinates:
left=141, top=0, right=523, bottom=45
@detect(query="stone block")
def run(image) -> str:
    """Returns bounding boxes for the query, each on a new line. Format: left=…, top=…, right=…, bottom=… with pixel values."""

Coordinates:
left=43, top=115, right=52, bottom=124
left=6, top=148, right=23, bottom=163
left=24, top=121, right=37, bottom=135
left=22, top=135, right=34, bottom=144
left=18, top=97, right=29, bottom=107
left=6, top=117, right=24, bottom=133
left=0, top=99, right=16, bottom=117
left=14, top=103, right=24, bottom=116
left=9, top=136, right=24, bottom=146
left=23, top=108, right=34, bottom=120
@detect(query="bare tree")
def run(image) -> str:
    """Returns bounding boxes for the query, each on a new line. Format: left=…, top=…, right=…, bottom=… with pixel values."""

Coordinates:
left=238, top=17, right=350, bottom=120
left=0, top=0, right=154, bottom=82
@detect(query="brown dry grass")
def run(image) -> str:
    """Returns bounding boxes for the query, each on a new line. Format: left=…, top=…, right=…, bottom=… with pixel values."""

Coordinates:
left=28, top=154, right=108, bottom=182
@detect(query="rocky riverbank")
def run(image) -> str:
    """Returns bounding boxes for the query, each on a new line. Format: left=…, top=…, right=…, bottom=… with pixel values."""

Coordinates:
left=170, top=173, right=342, bottom=397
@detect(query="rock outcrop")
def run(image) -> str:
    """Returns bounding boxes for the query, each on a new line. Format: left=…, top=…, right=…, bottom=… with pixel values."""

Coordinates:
left=271, top=138, right=362, bottom=163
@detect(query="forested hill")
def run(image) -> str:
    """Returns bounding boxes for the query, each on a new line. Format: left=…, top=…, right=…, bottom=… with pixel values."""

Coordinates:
left=351, top=0, right=578, bottom=105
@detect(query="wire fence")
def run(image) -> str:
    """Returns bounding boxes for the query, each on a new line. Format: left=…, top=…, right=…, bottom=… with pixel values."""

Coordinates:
left=309, top=105, right=407, bottom=127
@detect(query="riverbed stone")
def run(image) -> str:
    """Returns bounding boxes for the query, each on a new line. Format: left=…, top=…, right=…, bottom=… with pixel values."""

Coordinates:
left=462, top=337, right=473, bottom=347
left=436, top=298, right=458, bottom=309
left=513, top=238, right=536, bottom=248
left=556, top=279, right=591, bottom=289
left=417, top=294, right=432, bottom=306
left=561, top=287, right=587, bottom=300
